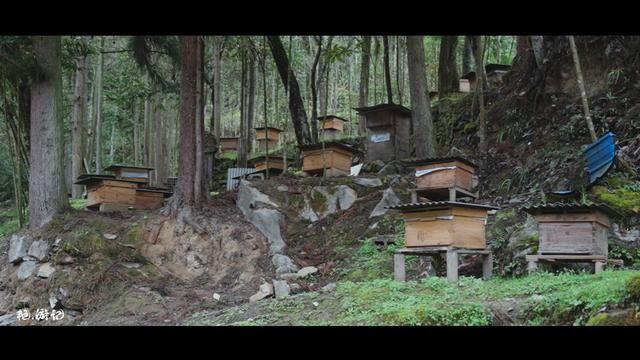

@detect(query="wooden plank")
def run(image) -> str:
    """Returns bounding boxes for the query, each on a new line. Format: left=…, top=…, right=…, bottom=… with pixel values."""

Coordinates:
left=396, top=246, right=450, bottom=254
left=525, top=254, right=607, bottom=261
left=451, top=217, right=487, bottom=249
left=536, top=211, right=610, bottom=227
left=539, top=222, right=598, bottom=254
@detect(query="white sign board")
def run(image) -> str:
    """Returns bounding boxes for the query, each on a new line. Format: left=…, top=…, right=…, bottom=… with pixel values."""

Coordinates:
left=370, top=132, right=390, bottom=143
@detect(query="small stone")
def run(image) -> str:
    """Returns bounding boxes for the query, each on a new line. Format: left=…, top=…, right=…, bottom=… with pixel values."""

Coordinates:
left=296, top=266, right=318, bottom=278
left=57, top=256, right=75, bottom=265
left=121, top=262, right=142, bottom=269
left=278, top=273, right=299, bottom=280
left=249, top=282, right=274, bottom=303
left=17, top=260, right=37, bottom=280
left=312, top=301, right=319, bottom=307
left=272, top=280, right=290, bottom=299
left=28, top=240, right=49, bottom=262
left=103, top=233, right=118, bottom=240
left=49, top=296, right=60, bottom=309
left=213, top=293, right=221, bottom=301
left=320, top=283, right=336, bottom=293
left=290, top=283, right=303, bottom=294
left=277, top=185, right=289, bottom=192
left=0, top=313, right=16, bottom=326
left=9, top=235, right=29, bottom=264
left=353, top=177, right=383, bottom=188
left=37, top=263, right=56, bottom=278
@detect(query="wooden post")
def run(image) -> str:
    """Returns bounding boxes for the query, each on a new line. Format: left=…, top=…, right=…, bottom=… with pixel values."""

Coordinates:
left=595, top=261, right=605, bottom=274
left=527, top=260, right=538, bottom=274
left=449, top=187, right=456, bottom=202
left=394, top=253, right=406, bottom=282
left=410, top=190, right=417, bottom=203
left=482, top=253, right=493, bottom=280
left=446, top=248, right=459, bottom=283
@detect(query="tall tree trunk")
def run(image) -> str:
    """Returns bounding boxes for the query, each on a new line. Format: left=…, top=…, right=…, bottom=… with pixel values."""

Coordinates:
left=173, top=36, right=200, bottom=208
left=568, top=36, right=597, bottom=142
left=395, top=36, right=403, bottom=105
left=247, top=53, right=257, bottom=154
left=132, top=98, right=140, bottom=166
left=382, top=36, right=394, bottom=104
left=153, top=85, right=166, bottom=185
left=237, top=49, right=248, bottom=167
left=108, top=121, right=116, bottom=163
left=462, top=36, right=473, bottom=76
left=438, top=36, right=460, bottom=96
left=86, top=62, right=96, bottom=168
left=310, top=36, right=323, bottom=143
left=317, top=36, right=334, bottom=119
left=94, top=37, right=104, bottom=174
left=358, top=35, right=371, bottom=134
left=471, top=36, right=488, bottom=153
left=71, top=50, right=88, bottom=198
left=516, top=36, right=530, bottom=59
left=267, top=36, right=312, bottom=146
left=406, top=36, right=436, bottom=158
left=210, top=36, right=223, bottom=140
left=143, top=85, right=151, bottom=166
left=29, top=36, right=67, bottom=229
left=194, top=37, right=206, bottom=206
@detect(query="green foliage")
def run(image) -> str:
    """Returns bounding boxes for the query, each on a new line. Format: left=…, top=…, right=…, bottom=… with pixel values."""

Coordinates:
left=69, top=199, right=86, bottom=210
left=624, top=273, right=640, bottom=302
left=0, top=207, right=19, bottom=238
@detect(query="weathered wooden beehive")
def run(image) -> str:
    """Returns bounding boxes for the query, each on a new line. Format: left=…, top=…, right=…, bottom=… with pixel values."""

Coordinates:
left=300, top=142, right=354, bottom=177
left=220, top=137, right=239, bottom=152
left=255, top=127, right=282, bottom=152
left=388, top=201, right=498, bottom=249
left=403, top=157, right=478, bottom=201
left=249, top=155, right=285, bottom=173
left=317, top=115, right=348, bottom=140
left=459, top=63, right=511, bottom=92
left=104, top=165, right=153, bottom=184
left=354, top=103, right=412, bottom=162
left=135, top=187, right=172, bottom=210
left=524, top=204, right=614, bottom=256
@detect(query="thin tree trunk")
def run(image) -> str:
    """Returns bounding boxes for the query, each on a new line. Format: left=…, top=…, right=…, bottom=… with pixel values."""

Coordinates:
left=407, top=36, right=436, bottom=158
left=463, top=36, right=473, bottom=76
left=71, top=50, right=88, bottom=198
left=383, top=36, right=394, bottom=104
left=472, top=36, right=488, bottom=153
left=568, top=36, right=597, bottom=142
left=133, top=98, right=140, bottom=166
left=247, top=53, right=257, bottom=154
left=438, top=36, right=460, bottom=96
left=210, top=36, right=223, bottom=140
left=267, top=35, right=312, bottom=146
left=358, top=35, right=371, bottom=134
left=310, top=36, right=323, bottom=143
left=153, top=84, right=166, bottom=185
left=94, top=37, right=104, bottom=174
left=194, top=37, right=206, bottom=206
left=143, top=85, right=151, bottom=166
left=237, top=49, right=248, bottom=167
left=395, top=36, right=403, bottom=105
left=29, top=36, right=67, bottom=229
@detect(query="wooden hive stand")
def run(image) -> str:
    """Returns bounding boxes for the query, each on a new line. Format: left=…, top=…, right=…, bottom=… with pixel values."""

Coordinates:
left=402, top=157, right=479, bottom=203
left=387, top=201, right=499, bottom=283
left=523, top=203, right=623, bottom=274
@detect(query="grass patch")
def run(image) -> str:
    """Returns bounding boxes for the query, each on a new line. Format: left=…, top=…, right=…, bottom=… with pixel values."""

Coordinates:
left=69, top=198, right=87, bottom=210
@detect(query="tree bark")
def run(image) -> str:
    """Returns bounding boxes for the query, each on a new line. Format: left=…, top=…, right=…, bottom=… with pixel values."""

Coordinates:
left=358, top=35, right=371, bottom=134
left=174, top=36, right=200, bottom=208
left=267, top=36, right=312, bottom=146
left=29, top=36, right=68, bottom=229
left=237, top=49, right=248, bottom=167
left=310, top=36, right=323, bottom=143
left=210, top=36, right=223, bottom=140
left=152, top=83, right=166, bottom=185
left=383, top=36, right=394, bottom=104
left=143, top=80, right=152, bottom=166
left=94, top=37, right=104, bottom=174
left=462, top=36, right=473, bottom=76
left=438, top=36, right=459, bottom=96
left=194, top=36, right=206, bottom=206
left=247, top=53, right=257, bottom=154
left=568, top=36, right=597, bottom=142
left=406, top=36, right=436, bottom=158
left=471, top=36, right=488, bottom=153
left=132, top=98, right=140, bottom=166
left=71, top=50, right=88, bottom=198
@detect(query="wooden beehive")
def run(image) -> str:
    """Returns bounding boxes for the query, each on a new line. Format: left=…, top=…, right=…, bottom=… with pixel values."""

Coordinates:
left=389, top=201, right=496, bottom=249
left=525, top=205, right=613, bottom=257
left=135, top=188, right=171, bottom=210
left=104, top=165, right=153, bottom=184
left=249, top=155, right=284, bottom=172
left=389, top=202, right=498, bottom=249
left=317, top=115, right=347, bottom=132
left=354, top=103, right=412, bottom=162
left=300, top=142, right=354, bottom=177
left=220, top=137, right=239, bottom=151
left=85, top=179, right=138, bottom=209
left=255, top=127, right=282, bottom=152
left=407, top=157, right=477, bottom=193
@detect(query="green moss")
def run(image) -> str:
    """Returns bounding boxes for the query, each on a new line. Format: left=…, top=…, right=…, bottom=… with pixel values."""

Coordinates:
left=624, top=273, right=640, bottom=302
left=586, top=313, right=610, bottom=326
left=462, top=122, right=478, bottom=134
left=69, top=199, right=87, bottom=210
left=592, top=185, right=640, bottom=213
left=64, top=231, right=107, bottom=258
left=310, top=189, right=327, bottom=213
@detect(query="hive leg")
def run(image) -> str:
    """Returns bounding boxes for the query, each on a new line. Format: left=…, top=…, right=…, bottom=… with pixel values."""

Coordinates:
left=394, top=253, right=406, bottom=282
left=449, top=188, right=456, bottom=202
left=410, top=190, right=417, bottom=203
left=482, top=253, right=493, bottom=280
left=446, top=249, right=459, bottom=283
left=527, top=260, right=539, bottom=274
left=595, top=261, right=605, bottom=274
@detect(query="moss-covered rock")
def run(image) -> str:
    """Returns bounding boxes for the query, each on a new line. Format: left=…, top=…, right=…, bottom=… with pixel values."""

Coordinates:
left=586, top=309, right=640, bottom=326
left=624, top=273, right=640, bottom=302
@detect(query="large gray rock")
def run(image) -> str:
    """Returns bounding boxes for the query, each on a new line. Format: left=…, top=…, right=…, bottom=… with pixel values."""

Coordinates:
left=272, top=254, right=299, bottom=275
left=507, top=215, right=539, bottom=251
left=297, top=266, right=318, bottom=278
left=336, top=185, right=357, bottom=210
left=272, top=280, right=290, bottom=299
left=370, top=188, right=401, bottom=217
left=610, top=224, right=640, bottom=246
left=17, top=260, right=37, bottom=280
left=8, top=235, right=29, bottom=264
left=27, top=240, right=49, bottom=262
left=378, top=160, right=407, bottom=175
left=37, top=263, right=56, bottom=278
left=301, top=198, right=320, bottom=222
left=353, top=177, right=383, bottom=188
left=302, top=185, right=357, bottom=222
left=237, top=180, right=286, bottom=255
left=249, top=282, right=274, bottom=303
left=0, top=314, right=16, bottom=327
